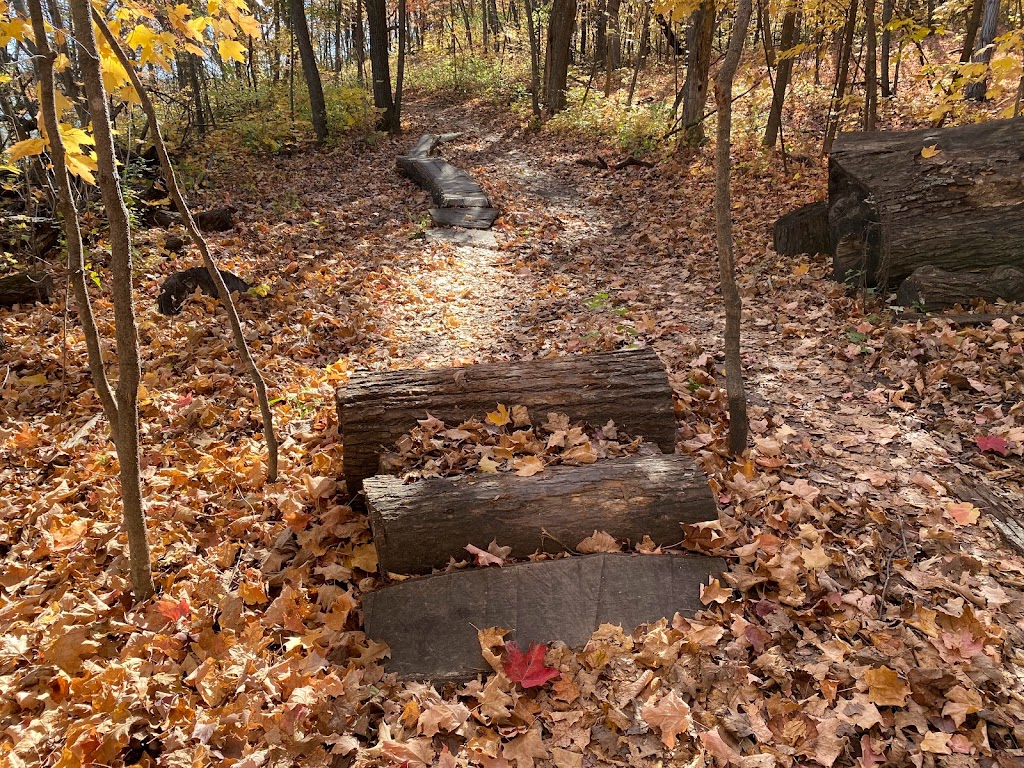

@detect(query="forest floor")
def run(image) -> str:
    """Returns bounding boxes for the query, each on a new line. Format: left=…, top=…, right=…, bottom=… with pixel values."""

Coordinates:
left=2, top=91, right=1024, bottom=768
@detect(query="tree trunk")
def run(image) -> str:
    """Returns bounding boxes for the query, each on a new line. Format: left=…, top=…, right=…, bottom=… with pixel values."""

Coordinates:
left=764, top=9, right=797, bottom=148
left=290, top=0, right=328, bottom=141
left=336, top=347, right=677, bottom=492
left=828, top=119, right=1024, bottom=286
left=627, top=3, right=651, bottom=106
left=822, top=0, right=858, bottom=154
left=94, top=13, right=279, bottom=482
left=544, top=0, right=578, bottom=115
left=714, top=0, right=752, bottom=455
left=594, top=0, right=607, bottom=63
left=961, top=0, right=984, bottom=62
left=880, top=0, right=892, bottom=95
left=863, top=0, right=878, bottom=131
left=680, top=0, right=715, bottom=148
left=366, top=0, right=397, bottom=131
left=353, top=0, right=366, bottom=83
left=67, top=0, right=155, bottom=602
left=525, top=0, right=542, bottom=120
left=394, top=0, right=407, bottom=134
left=965, top=0, right=999, bottom=101
left=604, top=0, right=621, bottom=96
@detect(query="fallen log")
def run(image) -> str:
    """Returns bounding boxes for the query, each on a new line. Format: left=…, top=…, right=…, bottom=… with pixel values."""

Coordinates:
left=1, top=216, right=60, bottom=259
left=397, top=133, right=498, bottom=227
left=157, top=266, right=250, bottom=315
left=428, top=207, right=499, bottom=229
left=0, top=271, right=53, bottom=307
left=363, top=553, right=725, bottom=680
left=336, top=348, right=677, bottom=493
left=940, top=472, right=1024, bottom=557
left=148, top=206, right=236, bottom=232
left=896, top=265, right=1024, bottom=311
left=773, top=201, right=830, bottom=257
left=828, top=119, right=1024, bottom=285
left=896, top=312, right=1021, bottom=325
left=366, top=453, right=716, bottom=574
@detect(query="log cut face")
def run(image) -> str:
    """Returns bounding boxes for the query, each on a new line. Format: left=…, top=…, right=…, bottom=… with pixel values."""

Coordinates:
left=828, top=119, right=1024, bottom=286
left=363, top=553, right=725, bottom=680
left=365, top=453, right=716, bottom=574
left=336, top=348, right=677, bottom=493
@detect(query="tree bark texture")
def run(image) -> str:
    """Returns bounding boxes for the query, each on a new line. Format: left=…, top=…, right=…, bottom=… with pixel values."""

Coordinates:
left=290, top=0, right=328, bottom=141
left=603, top=0, right=621, bottom=96
left=764, top=9, right=797, bottom=148
left=895, top=265, right=1024, bottom=311
left=0, top=271, right=53, bottom=306
left=544, top=0, right=578, bottom=115
left=965, top=0, right=999, bottom=101
left=68, top=0, right=155, bottom=602
left=366, top=454, right=717, bottom=574
left=828, top=119, right=1024, bottom=286
left=773, top=201, right=831, bottom=256
left=823, top=0, right=858, bottom=154
left=714, top=0, right=752, bottom=455
left=863, top=0, right=878, bottom=131
left=961, top=0, right=984, bottom=63
left=880, top=0, right=892, bottom=95
left=680, top=0, right=715, bottom=148
left=336, top=347, right=677, bottom=492
left=366, top=0, right=396, bottom=131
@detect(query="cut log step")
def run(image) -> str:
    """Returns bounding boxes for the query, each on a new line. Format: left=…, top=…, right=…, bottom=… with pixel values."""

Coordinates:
left=828, top=119, right=1024, bottom=285
left=773, top=201, right=830, bottom=257
left=336, top=348, right=677, bottom=493
left=895, top=265, right=1024, bottom=312
left=366, top=453, right=716, bottom=575
left=398, top=156, right=491, bottom=208
left=362, top=553, right=725, bottom=680
left=429, top=207, right=500, bottom=229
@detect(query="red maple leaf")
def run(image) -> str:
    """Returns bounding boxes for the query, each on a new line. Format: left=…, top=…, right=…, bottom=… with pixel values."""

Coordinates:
left=155, top=597, right=191, bottom=622
left=976, top=435, right=1010, bottom=455
left=502, top=641, right=559, bottom=688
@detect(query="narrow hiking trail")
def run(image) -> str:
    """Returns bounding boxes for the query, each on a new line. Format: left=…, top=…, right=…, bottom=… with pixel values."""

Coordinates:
left=3, top=93, right=1024, bottom=767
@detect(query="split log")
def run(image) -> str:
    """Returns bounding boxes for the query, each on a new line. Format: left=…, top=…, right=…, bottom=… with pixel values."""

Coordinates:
left=896, top=265, right=1024, bottom=311
left=0, top=271, right=53, bottom=307
left=157, top=266, right=250, bottom=315
left=773, top=201, right=830, bottom=256
left=148, top=206, right=236, bottom=232
left=363, top=553, right=725, bottom=680
left=336, top=348, right=677, bottom=493
left=366, top=453, right=716, bottom=574
left=398, top=155, right=492, bottom=208
left=828, top=119, right=1024, bottom=285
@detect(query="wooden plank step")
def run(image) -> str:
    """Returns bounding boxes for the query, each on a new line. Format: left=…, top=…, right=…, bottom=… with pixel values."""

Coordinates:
left=366, top=453, right=716, bottom=575
left=336, top=348, right=677, bottom=493
left=429, top=207, right=500, bottom=229
left=363, top=553, right=725, bottom=680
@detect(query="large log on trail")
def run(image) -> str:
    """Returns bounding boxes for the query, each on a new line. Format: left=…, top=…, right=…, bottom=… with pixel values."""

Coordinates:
left=365, top=453, right=716, bottom=574
left=896, top=265, right=1024, bottom=311
left=336, top=348, right=677, bottom=493
left=157, top=266, right=251, bottom=315
left=148, top=206, right=236, bottom=232
left=828, top=119, right=1024, bottom=286
left=773, top=201, right=830, bottom=256
left=363, top=553, right=725, bottom=680
left=0, top=271, right=53, bottom=307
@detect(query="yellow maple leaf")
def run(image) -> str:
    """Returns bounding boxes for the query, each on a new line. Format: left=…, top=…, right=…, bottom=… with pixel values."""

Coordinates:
left=218, top=37, right=246, bottom=62
left=486, top=403, right=511, bottom=427
left=236, top=13, right=261, bottom=38
left=65, top=151, right=98, bottom=184
left=6, top=137, right=47, bottom=162
left=921, top=144, right=941, bottom=159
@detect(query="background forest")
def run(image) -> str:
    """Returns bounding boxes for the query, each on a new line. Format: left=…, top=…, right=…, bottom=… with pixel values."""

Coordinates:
left=2, top=0, right=1024, bottom=767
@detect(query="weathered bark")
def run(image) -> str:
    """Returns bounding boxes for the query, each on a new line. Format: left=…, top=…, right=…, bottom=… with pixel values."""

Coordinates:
left=366, top=0, right=396, bottom=131
left=828, top=119, right=1024, bottom=286
left=965, top=0, right=999, bottom=101
left=68, top=0, right=155, bottom=602
left=544, top=0, right=578, bottom=115
left=942, top=473, right=1024, bottom=557
left=366, top=454, right=717, bottom=574
left=895, top=265, right=1024, bottom=311
left=364, top=553, right=726, bottom=680
left=95, top=13, right=279, bottom=482
left=714, top=0, right=752, bottom=455
left=337, top=347, right=677, bottom=492
left=397, top=135, right=492, bottom=208
left=880, top=0, right=892, bottom=95
left=960, top=0, right=983, bottom=63
left=290, top=0, right=328, bottom=141
left=0, top=271, right=53, bottom=306
left=773, top=201, right=830, bottom=256
left=764, top=9, right=797, bottom=148
left=680, top=0, right=715, bottom=148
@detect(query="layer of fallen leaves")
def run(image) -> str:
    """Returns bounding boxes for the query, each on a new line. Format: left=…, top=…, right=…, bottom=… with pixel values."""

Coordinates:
left=1, top=71, right=1024, bottom=768
left=379, top=405, right=643, bottom=481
